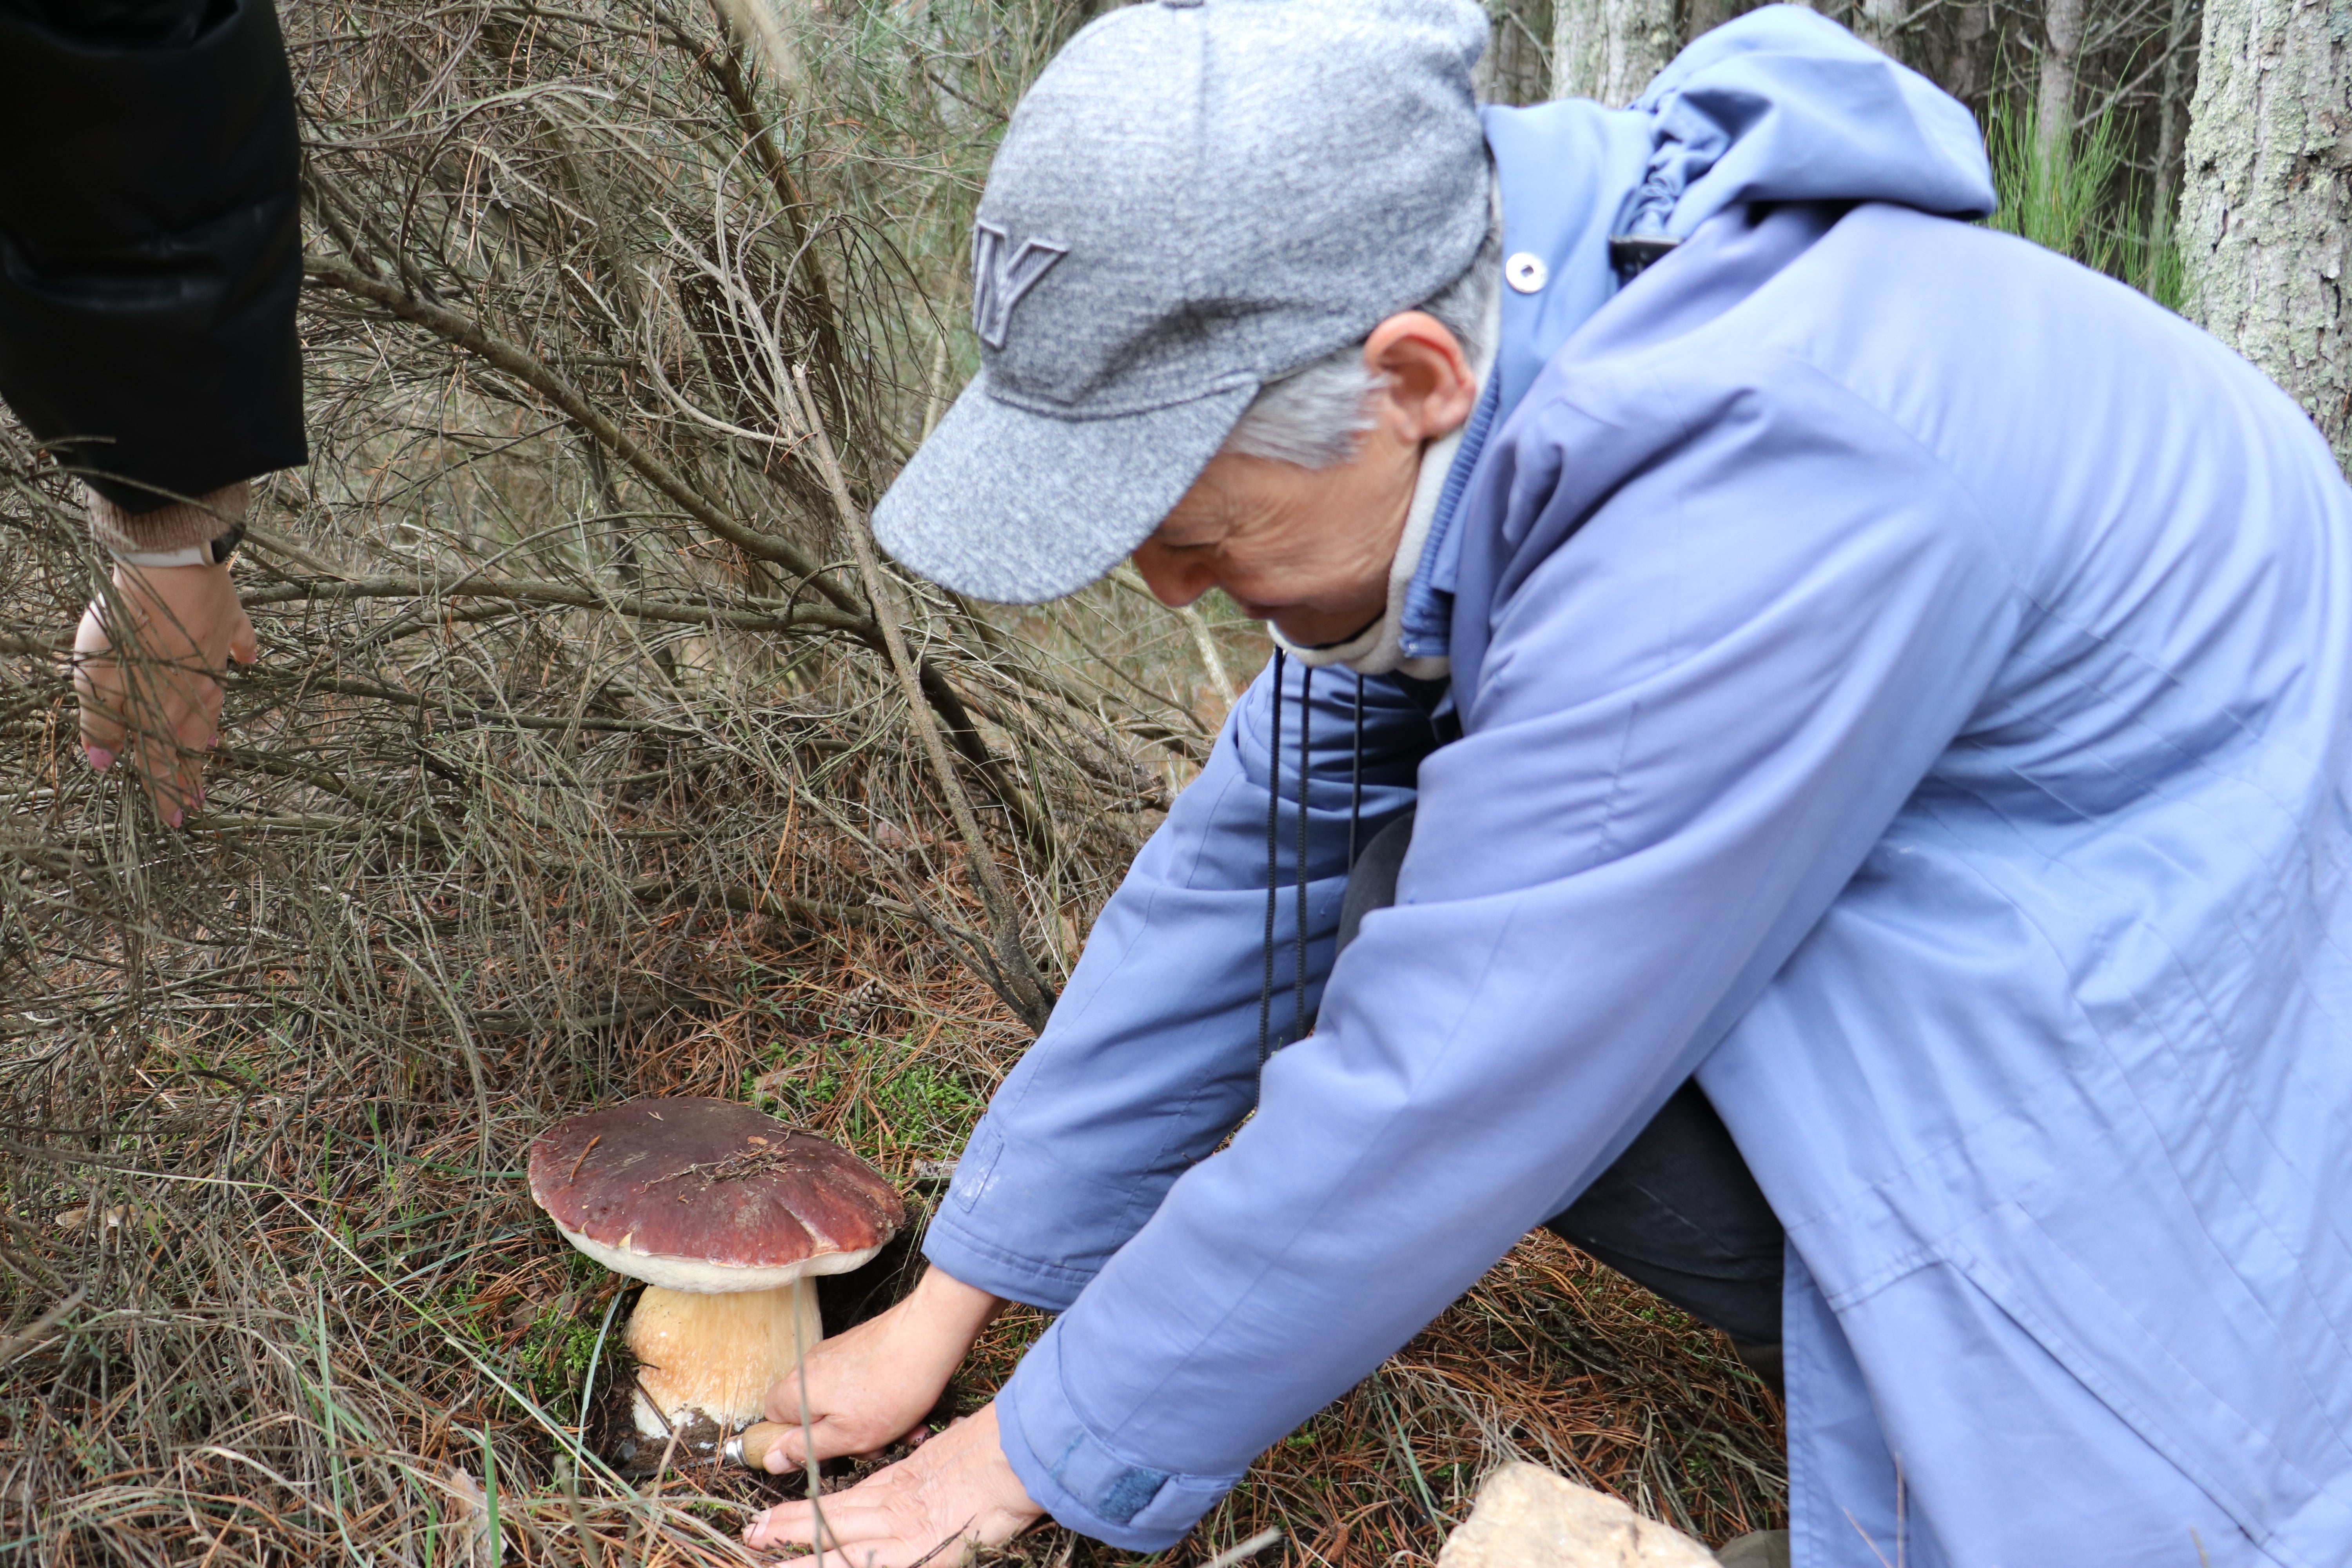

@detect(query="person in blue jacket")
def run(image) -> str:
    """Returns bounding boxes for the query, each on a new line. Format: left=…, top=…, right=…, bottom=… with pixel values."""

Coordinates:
left=742, top=4, right=2352, bottom=1565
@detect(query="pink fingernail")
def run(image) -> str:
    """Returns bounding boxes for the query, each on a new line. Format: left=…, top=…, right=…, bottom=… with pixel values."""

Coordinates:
left=84, top=747, right=114, bottom=772
left=165, top=807, right=183, bottom=829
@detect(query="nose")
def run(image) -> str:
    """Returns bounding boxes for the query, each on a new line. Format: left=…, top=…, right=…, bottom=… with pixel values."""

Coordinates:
left=1131, top=542, right=1216, bottom=609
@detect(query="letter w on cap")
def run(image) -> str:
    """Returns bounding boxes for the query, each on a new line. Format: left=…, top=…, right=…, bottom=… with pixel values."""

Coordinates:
left=971, top=221, right=1067, bottom=349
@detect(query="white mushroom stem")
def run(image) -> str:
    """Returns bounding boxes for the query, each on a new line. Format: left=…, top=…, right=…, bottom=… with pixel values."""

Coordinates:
left=626, top=1278, right=824, bottom=1438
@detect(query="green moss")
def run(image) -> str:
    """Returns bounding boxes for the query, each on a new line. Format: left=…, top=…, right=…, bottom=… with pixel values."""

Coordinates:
left=517, top=1311, right=610, bottom=1410
left=742, top=1033, right=986, bottom=1157
left=876, top=1062, right=985, bottom=1153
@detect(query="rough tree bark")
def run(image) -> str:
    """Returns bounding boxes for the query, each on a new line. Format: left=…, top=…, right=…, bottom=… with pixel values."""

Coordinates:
left=2181, top=0, right=2352, bottom=459
left=1552, top=0, right=1679, bottom=104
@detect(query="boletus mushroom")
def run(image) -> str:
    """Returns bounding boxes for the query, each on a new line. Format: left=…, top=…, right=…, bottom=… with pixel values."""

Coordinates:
left=527, top=1096, right=903, bottom=1444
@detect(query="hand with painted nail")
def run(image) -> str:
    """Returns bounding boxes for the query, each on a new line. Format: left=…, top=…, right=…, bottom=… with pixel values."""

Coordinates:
left=73, top=562, right=258, bottom=827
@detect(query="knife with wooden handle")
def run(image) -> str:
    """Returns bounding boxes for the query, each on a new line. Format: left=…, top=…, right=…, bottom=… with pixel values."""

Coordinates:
left=724, top=1421, right=794, bottom=1470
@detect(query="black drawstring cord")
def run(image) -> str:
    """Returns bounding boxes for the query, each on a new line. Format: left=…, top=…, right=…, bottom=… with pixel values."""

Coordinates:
left=1294, top=664, right=1310, bottom=1045
left=1258, top=650, right=1286, bottom=1069
left=1348, top=671, right=1364, bottom=870
left=1259, top=661, right=1363, bottom=1065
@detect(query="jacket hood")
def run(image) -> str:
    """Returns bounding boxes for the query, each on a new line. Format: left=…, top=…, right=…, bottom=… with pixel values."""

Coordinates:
left=1403, top=8, right=1994, bottom=672
left=1617, top=4, right=1993, bottom=245
left=1482, top=6, right=1992, bottom=422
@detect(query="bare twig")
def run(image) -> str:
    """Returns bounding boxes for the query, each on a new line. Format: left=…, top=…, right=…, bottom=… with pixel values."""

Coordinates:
left=0, top=1287, right=87, bottom=1370
left=790, top=364, right=1054, bottom=1031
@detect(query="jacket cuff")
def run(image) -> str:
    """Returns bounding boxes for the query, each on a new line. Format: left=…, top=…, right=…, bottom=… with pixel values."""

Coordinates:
left=87, top=481, right=249, bottom=555
left=918, top=1119, right=1124, bottom=1312
left=996, top=1329, right=1241, bottom=1552
left=921, top=1209, right=1101, bottom=1314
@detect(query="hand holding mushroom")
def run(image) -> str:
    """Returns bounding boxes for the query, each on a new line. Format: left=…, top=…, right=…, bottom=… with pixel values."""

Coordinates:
left=748, top=1261, right=1007, bottom=1471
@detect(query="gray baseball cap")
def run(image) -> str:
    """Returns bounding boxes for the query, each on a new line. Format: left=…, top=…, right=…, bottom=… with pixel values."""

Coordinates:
left=873, top=0, right=1493, bottom=604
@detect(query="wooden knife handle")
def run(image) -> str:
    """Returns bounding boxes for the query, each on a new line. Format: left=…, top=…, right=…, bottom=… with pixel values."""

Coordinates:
left=731, top=1421, right=794, bottom=1469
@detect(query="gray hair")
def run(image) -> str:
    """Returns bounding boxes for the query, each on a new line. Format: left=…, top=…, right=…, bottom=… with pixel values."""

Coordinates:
left=1222, top=218, right=1500, bottom=469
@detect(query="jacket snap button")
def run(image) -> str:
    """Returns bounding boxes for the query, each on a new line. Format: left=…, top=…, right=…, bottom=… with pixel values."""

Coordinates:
left=1505, top=252, right=1548, bottom=294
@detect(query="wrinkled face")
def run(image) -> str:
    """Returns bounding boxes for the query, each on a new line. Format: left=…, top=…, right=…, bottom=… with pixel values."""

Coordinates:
left=1129, top=310, right=1480, bottom=648
left=1132, top=440, right=1422, bottom=646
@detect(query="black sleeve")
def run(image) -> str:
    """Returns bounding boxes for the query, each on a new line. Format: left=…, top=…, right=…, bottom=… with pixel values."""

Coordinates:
left=0, top=0, right=306, bottom=514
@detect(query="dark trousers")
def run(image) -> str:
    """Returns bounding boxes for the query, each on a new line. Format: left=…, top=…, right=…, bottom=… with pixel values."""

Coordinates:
left=0, top=0, right=307, bottom=511
left=1337, top=812, right=1787, bottom=1392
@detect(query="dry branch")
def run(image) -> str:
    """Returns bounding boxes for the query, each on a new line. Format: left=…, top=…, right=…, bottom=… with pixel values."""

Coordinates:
left=302, top=251, right=841, bottom=597
left=793, top=363, right=1054, bottom=1029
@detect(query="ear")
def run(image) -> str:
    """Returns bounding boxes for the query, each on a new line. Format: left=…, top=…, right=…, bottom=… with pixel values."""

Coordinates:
left=1362, top=310, right=1479, bottom=445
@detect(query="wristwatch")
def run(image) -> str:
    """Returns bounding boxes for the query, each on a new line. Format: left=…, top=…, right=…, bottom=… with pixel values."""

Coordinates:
left=109, top=518, right=246, bottom=570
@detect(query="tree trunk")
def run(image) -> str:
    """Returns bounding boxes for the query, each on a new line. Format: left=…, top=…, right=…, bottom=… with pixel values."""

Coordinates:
left=2181, top=0, right=2352, bottom=459
left=2037, top=0, right=2085, bottom=160
left=1931, top=0, right=1996, bottom=107
left=2152, top=0, right=2201, bottom=230
left=1552, top=0, right=1679, bottom=105
left=1478, top=0, right=1558, bottom=105
left=1685, top=0, right=1746, bottom=45
left=1855, top=0, right=1908, bottom=54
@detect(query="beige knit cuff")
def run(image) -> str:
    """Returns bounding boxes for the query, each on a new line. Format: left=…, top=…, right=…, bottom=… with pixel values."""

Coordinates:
left=87, top=481, right=252, bottom=555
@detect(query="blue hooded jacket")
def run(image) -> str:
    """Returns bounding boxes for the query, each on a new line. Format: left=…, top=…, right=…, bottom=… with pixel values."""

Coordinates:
left=924, top=11, right=2352, bottom=1563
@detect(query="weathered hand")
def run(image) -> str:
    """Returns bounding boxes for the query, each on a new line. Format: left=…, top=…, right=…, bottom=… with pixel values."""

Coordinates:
left=742, top=1403, right=1042, bottom=1565
left=74, top=562, right=258, bottom=826
left=758, top=1265, right=1003, bottom=1470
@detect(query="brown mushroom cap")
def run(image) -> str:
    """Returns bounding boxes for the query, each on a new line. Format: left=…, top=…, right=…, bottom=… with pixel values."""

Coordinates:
left=528, top=1097, right=904, bottom=1293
